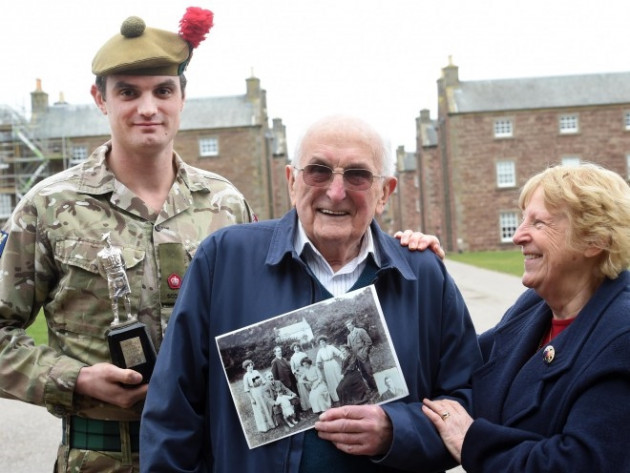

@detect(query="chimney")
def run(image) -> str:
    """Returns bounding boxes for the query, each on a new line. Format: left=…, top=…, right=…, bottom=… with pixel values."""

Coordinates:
left=31, top=78, right=49, bottom=118
left=441, top=56, right=460, bottom=88
left=246, top=75, right=261, bottom=100
left=54, top=92, right=68, bottom=106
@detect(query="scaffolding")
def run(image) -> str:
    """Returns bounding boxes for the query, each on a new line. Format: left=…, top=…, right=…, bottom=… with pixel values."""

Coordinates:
left=0, top=105, right=52, bottom=203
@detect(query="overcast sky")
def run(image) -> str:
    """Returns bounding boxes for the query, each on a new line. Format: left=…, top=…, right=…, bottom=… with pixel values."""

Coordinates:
left=2, top=0, right=628, bottom=157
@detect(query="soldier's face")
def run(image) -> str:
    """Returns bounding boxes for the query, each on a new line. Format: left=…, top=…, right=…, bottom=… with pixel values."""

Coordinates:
left=92, top=74, right=184, bottom=153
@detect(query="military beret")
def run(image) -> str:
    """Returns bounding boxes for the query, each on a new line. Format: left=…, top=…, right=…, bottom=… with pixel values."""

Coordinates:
left=92, top=7, right=214, bottom=77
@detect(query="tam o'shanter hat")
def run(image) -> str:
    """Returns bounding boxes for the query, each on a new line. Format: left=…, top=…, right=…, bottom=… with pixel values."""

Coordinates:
left=92, top=6, right=214, bottom=76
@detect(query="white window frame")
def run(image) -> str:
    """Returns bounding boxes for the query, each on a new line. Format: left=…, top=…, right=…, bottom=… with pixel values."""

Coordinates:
left=625, top=111, right=630, bottom=130
left=561, top=156, right=581, bottom=167
left=70, top=145, right=88, bottom=165
left=626, top=154, right=630, bottom=180
left=559, top=114, right=579, bottom=134
left=496, top=160, right=516, bottom=188
left=199, top=137, right=219, bottom=157
left=0, top=194, right=12, bottom=219
left=499, top=211, right=519, bottom=243
left=494, top=119, right=513, bottom=138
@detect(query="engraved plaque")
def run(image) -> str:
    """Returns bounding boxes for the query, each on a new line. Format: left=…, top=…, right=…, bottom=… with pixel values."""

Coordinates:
left=99, top=233, right=156, bottom=384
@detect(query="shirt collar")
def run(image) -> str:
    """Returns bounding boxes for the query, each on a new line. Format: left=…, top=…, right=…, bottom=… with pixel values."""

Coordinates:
left=294, top=220, right=381, bottom=273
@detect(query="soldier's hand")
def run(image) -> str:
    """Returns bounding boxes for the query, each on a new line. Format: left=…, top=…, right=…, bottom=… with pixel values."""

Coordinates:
left=315, top=404, right=393, bottom=456
left=76, top=362, right=147, bottom=408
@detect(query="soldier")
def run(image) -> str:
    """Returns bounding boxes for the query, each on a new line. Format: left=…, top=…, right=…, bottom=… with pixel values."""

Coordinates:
left=345, top=318, right=377, bottom=391
left=0, top=7, right=254, bottom=472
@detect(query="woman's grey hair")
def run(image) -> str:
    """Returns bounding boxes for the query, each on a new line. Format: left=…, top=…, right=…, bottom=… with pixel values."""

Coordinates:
left=292, top=115, right=395, bottom=177
left=519, top=163, right=630, bottom=279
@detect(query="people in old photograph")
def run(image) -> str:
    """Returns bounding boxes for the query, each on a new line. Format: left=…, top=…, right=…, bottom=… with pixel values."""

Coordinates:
left=270, top=345, right=298, bottom=395
left=289, top=342, right=312, bottom=412
left=379, top=375, right=405, bottom=402
left=314, top=335, right=343, bottom=404
left=336, top=344, right=370, bottom=405
left=265, top=371, right=300, bottom=430
left=300, top=357, right=332, bottom=413
left=242, top=360, right=276, bottom=433
left=274, top=392, right=299, bottom=428
left=345, top=318, right=377, bottom=391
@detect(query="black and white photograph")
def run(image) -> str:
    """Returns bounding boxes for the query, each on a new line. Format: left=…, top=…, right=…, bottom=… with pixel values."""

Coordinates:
left=215, top=285, right=409, bottom=449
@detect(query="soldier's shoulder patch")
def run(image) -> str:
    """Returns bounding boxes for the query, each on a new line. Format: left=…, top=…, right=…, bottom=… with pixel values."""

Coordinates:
left=0, top=231, right=7, bottom=258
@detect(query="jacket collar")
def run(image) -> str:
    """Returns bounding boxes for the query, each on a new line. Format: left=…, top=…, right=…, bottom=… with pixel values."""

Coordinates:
left=76, top=141, right=204, bottom=195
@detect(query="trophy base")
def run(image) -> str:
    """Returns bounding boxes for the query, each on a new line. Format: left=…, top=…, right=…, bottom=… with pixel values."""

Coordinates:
left=108, top=320, right=157, bottom=384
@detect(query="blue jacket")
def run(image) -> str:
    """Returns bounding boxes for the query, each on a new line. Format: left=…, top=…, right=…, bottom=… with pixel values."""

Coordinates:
left=463, top=271, right=630, bottom=472
left=141, top=210, right=482, bottom=473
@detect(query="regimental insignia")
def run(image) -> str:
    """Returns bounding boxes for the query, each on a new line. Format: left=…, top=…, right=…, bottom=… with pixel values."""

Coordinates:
left=167, top=273, right=182, bottom=290
left=0, top=231, right=8, bottom=258
left=543, top=345, right=555, bottom=364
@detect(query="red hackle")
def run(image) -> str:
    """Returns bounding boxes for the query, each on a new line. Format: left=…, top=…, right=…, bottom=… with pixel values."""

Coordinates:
left=179, top=7, right=214, bottom=49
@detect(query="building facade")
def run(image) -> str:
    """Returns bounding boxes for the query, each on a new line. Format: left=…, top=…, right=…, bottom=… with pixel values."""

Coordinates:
left=413, top=62, right=630, bottom=252
left=0, top=76, right=290, bottom=225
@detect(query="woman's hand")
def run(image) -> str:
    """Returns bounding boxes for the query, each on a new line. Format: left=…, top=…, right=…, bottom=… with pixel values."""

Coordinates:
left=421, top=398, right=473, bottom=463
left=395, top=230, right=445, bottom=260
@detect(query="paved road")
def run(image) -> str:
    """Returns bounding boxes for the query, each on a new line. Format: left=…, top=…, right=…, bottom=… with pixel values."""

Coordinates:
left=0, top=259, right=525, bottom=472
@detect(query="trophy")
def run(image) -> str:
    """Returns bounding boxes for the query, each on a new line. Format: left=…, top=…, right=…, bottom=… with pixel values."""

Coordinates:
left=98, top=233, right=156, bottom=384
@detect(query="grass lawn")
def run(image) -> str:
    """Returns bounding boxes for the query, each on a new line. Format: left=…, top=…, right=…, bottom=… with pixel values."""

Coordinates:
left=447, top=249, right=524, bottom=277
left=24, top=250, right=524, bottom=346
left=25, top=309, right=48, bottom=346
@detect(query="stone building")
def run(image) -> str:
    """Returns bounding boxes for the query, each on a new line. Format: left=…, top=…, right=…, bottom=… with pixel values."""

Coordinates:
left=0, top=76, right=289, bottom=225
left=413, top=61, right=630, bottom=252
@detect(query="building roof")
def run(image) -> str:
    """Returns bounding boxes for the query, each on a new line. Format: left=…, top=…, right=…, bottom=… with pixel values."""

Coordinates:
left=449, top=71, right=630, bottom=113
left=29, top=94, right=258, bottom=139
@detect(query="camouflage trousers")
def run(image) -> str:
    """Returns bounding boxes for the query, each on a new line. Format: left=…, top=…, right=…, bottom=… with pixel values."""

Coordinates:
left=55, top=444, right=139, bottom=473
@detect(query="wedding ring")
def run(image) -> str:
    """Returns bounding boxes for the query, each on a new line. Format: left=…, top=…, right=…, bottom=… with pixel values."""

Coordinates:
left=441, top=411, right=450, bottom=420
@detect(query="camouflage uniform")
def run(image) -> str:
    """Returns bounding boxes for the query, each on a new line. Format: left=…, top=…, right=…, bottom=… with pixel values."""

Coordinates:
left=0, top=142, right=254, bottom=471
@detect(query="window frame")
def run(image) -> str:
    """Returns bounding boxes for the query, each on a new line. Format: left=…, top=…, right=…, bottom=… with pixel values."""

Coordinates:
left=499, top=211, right=519, bottom=243
left=0, top=194, right=12, bottom=219
left=199, top=137, right=219, bottom=158
left=496, top=160, right=516, bottom=188
left=559, top=114, right=579, bottom=134
left=493, top=118, right=513, bottom=139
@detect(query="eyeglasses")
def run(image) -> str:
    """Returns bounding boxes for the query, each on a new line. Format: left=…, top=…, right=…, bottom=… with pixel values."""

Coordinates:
left=293, top=164, right=384, bottom=191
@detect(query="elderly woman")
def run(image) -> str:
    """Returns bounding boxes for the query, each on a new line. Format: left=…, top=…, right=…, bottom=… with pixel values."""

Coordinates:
left=423, top=163, right=630, bottom=472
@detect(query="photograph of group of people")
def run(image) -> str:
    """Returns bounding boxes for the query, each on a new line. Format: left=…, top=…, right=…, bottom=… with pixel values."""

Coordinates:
left=216, top=286, right=408, bottom=448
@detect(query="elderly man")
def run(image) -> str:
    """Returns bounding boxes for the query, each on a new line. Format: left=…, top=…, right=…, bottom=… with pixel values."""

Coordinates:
left=0, top=8, right=254, bottom=472
left=140, top=115, right=481, bottom=473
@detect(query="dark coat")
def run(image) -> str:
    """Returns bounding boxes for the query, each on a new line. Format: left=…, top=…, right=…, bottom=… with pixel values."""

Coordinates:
left=463, top=271, right=630, bottom=472
left=141, top=209, right=482, bottom=473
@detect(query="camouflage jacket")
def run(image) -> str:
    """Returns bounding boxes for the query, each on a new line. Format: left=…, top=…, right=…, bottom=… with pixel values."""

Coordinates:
left=0, top=142, right=254, bottom=420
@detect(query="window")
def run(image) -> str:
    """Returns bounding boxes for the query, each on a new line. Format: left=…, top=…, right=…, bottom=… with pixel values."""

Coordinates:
left=494, top=119, right=513, bottom=138
left=0, top=194, right=12, bottom=219
left=199, top=137, right=219, bottom=157
left=496, top=161, right=516, bottom=188
left=70, top=146, right=88, bottom=166
left=561, top=156, right=580, bottom=167
left=626, top=154, right=630, bottom=180
left=625, top=112, right=630, bottom=130
left=559, top=114, right=579, bottom=134
left=499, top=212, right=519, bottom=243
